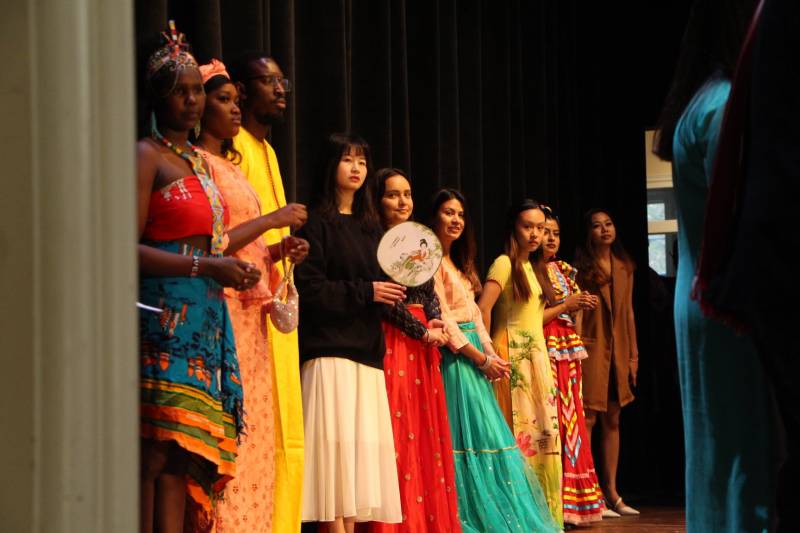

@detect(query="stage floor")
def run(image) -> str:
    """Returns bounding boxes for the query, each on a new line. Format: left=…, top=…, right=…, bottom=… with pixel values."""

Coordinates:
left=579, top=506, right=685, bottom=532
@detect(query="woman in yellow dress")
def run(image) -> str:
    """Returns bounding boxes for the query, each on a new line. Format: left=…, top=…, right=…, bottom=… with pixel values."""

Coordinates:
left=477, top=199, right=563, bottom=526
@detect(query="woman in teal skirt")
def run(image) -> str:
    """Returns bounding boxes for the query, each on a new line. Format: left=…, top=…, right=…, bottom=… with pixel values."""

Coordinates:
left=429, top=189, right=560, bottom=533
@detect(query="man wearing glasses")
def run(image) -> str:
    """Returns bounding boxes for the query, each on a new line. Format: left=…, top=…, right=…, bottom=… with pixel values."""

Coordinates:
left=229, top=52, right=303, bottom=533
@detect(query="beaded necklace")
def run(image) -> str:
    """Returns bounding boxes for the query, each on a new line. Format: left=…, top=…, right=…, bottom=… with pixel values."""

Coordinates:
left=151, top=115, right=226, bottom=256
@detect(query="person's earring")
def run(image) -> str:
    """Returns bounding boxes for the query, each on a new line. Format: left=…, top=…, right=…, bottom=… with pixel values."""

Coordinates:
left=150, top=111, right=159, bottom=137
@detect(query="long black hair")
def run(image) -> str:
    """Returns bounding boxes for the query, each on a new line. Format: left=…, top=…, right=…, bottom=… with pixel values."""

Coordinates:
left=312, top=132, right=381, bottom=233
left=502, top=199, right=556, bottom=305
left=428, top=188, right=481, bottom=293
left=653, top=0, right=758, bottom=160
left=574, top=208, right=635, bottom=287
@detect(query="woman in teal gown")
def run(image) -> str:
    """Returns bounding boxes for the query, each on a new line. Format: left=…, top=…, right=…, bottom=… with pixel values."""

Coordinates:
left=429, top=189, right=560, bottom=533
left=654, top=2, right=777, bottom=530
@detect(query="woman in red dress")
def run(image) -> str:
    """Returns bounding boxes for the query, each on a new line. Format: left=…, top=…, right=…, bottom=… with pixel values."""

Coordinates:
left=370, top=168, right=461, bottom=532
left=540, top=207, right=607, bottom=525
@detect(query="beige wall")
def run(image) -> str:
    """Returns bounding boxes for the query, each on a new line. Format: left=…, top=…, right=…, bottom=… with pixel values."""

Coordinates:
left=644, top=129, right=673, bottom=187
left=0, top=1, right=138, bottom=531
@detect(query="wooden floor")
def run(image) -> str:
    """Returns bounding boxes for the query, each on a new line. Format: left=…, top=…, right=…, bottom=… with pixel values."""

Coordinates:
left=576, top=506, right=685, bottom=532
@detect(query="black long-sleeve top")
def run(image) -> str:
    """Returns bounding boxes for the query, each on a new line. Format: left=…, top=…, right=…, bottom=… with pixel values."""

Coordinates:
left=295, top=212, right=386, bottom=369
left=383, top=279, right=441, bottom=339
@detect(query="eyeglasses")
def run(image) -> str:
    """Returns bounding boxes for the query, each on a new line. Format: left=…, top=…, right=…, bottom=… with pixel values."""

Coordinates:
left=247, top=74, right=292, bottom=93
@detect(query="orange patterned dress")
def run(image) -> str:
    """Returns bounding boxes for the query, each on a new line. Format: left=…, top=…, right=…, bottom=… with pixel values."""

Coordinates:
left=200, top=149, right=277, bottom=532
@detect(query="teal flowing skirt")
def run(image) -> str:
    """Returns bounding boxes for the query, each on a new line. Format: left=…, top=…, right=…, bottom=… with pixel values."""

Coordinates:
left=441, top=322, right=560, bottom=533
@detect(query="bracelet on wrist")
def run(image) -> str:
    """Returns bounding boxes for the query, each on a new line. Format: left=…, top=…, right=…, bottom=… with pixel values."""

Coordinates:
left=190, top=256, right=201, bottom=278
left=479, top=353, right=493, bottom=370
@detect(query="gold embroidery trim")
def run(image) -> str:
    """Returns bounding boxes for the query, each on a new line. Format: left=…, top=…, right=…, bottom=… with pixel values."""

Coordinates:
left=453, top=445, right=518, bottom=455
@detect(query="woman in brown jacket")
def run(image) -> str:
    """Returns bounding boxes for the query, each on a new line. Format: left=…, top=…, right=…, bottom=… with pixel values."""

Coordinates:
left=575, top=208, right=639, bottom=517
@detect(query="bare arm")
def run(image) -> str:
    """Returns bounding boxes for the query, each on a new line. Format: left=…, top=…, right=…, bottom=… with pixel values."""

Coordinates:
left=476, top=279, right=502, bottom=333
left=543, top=302, right=567, bottom=324
left=136, top=141, right=256, bottom=287
left=544, top=293, right=598, bottom=325
left=224, top=203, right=308, bottom=256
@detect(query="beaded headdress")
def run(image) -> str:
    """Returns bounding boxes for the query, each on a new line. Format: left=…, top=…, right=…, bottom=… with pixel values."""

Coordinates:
left=145, top=20, right=198, bottom=88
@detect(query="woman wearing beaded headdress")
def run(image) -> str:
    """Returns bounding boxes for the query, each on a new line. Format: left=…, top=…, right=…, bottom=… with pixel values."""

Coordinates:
left=193, top=58, right=310, bottom=532
left=137, top=22, right=256, bottom=533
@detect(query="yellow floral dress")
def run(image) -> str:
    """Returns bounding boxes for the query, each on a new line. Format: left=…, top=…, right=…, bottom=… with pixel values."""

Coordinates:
left=486, top=255, right=563, bottom=525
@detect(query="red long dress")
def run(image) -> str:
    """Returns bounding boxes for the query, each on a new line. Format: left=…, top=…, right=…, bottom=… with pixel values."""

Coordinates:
left=370, top=280, right=461, bottom=532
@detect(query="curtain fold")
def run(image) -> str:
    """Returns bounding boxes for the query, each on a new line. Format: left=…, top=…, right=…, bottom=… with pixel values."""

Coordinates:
left=136, top=0, right=646, bottom=265
left=137, top=0, right=648, bottom=267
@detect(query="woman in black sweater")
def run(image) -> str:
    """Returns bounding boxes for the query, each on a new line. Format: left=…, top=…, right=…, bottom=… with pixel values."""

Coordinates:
left=295, top=133, right=406, bottom=533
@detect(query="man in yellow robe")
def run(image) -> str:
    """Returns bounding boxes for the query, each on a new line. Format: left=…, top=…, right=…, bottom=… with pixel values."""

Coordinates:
left=231, top=52, right=303, bottom=532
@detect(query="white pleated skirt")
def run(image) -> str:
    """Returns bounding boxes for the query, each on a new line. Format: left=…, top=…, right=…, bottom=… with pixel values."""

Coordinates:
left=301, top=356, right=402, bottom=523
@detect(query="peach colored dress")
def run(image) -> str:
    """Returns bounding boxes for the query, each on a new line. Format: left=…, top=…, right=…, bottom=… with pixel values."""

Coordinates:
left=234, top=131, right=304, bottom=533
left=200, top=149, right=277, bottom=532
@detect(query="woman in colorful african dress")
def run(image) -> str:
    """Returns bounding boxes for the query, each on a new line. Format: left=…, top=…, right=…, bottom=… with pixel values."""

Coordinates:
left=430, top=189, right=559, bottom=533
left=369, top=169, right=461, bottom=532
left=194, top=59, right=310, bottom=532
left=540, top=207, right=605, bottom=525
left=477, top=199, right=563, bottom=527
left=137, top=23, right=255, bottom=533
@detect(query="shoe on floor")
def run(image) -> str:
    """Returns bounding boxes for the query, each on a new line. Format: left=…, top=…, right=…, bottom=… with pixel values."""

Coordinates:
left=610, top=496, right=640, bottom=516
left=602, top=508, right=621, bottom=518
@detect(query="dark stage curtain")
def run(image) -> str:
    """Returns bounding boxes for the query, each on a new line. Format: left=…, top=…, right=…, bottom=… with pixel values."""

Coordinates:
left=136, top=0, right=689, bottom=502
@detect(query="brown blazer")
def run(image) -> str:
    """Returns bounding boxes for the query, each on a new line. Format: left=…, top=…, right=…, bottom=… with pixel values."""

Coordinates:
left=576, top=256, right=639, bottom=412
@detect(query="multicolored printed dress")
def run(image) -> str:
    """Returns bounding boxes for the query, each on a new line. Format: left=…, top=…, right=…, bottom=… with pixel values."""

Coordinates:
left=139, top=173, right=244, bottom=524
left=544, top=260, right=604, bottom=524
left=369, top=280, right=461, bottom=533
left=485, top=255, right=563, bottom=526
